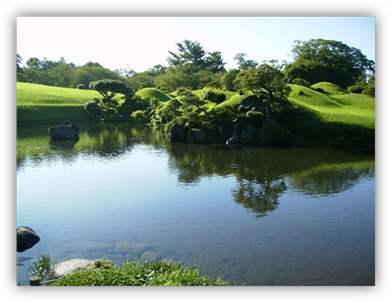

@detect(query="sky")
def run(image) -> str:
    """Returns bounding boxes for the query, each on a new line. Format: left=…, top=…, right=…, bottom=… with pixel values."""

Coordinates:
left=16, top=16, right=375, bottom=73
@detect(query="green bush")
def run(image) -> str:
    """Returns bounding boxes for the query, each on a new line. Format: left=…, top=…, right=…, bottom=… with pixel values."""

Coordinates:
left=77, top=84, right=86, bottom=89
left=201, top=87, right=226, bottom=104
left=362, top=85, right=375, bottom=97
left=347, top=85, right=366, bottom=94
left=292, top=78, right=311, bottom=88
left=84, top=98, right=104, bottom=117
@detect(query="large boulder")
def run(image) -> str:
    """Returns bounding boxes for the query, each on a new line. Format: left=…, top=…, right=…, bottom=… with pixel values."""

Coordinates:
left=227, top=116, right=259, bottom=145
left=168, top=123, right=188, bottom=143
left=48, top=122, right=80, bottom=140
left=17, top=226, right=40, bottom=252
left=47, top=259, right=94, bottom=281
left=259, top=119, right=281, bottom=146
left=188, top=129, right=206, bottom=144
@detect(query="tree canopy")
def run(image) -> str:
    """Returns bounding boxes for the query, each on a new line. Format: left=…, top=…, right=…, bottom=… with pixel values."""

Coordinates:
left=235, top=64, right=291, bottom=118
left=167, top=40, right=226, bottom=74
left=286, top=39, right=375, bottom=88
left=17, top=38, right=375, bottom=95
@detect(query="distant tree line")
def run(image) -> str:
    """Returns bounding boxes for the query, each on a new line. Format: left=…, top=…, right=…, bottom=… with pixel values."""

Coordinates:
left=17, top=38, right=375, bottom=96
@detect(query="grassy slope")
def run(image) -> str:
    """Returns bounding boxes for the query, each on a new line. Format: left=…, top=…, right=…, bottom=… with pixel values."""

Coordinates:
left=17, top=82, right=124, bottom=124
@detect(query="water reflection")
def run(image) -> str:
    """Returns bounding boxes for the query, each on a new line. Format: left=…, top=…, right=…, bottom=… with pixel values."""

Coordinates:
left=49, top=138, right=79, bottom=150
left=17, top=122, right=375, bottom=218
left=232, top=178, right=287, bottom=217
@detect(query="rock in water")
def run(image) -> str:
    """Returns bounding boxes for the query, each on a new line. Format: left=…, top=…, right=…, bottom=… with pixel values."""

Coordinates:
left=48, top=122, right=80, bottom=140
left=17, top=226, right=40, bottom=252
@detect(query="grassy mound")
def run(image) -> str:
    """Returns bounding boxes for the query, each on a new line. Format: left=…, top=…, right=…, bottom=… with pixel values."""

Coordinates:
left=276, top=82, right=374, bottom=153
left=311, top=82, right=349, bottom=95
left=135, top=88, right=172, bottom=102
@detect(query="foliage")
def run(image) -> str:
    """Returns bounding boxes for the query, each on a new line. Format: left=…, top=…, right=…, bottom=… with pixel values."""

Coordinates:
left=167, top=40, right=226, bottom=74
left=32, top=253, right=52, bottom=281
left=89, top=79, right=134, bottom=100
left=235, top=64, right=291, bottom=119
left=84, top=98, right=104, bottom=118
left=234, top=53, right=258, bottom=70
left=222, top=68, right=240, bottom=91
left=201, top=87, right=226, bottom=104
left=286, top=39, right=375, bottom=88
left=50, top=257, right=234, bottom=286
left=347, top=85, right=366, bottom=94
left=77, top=83, right=86, bottom=89
left=93, top=259, right=113, bottom=269
left=292, top=78, right=311, bottom=88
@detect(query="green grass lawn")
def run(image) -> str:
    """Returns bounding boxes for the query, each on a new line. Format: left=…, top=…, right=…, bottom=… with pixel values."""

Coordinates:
left=17, top=82, right=124, bottom=124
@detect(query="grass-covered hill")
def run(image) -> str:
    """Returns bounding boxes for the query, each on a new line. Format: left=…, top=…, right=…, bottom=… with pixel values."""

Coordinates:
left=17, top=81, right=375, bottom=153
left=17, top=82, right=122, bottom=124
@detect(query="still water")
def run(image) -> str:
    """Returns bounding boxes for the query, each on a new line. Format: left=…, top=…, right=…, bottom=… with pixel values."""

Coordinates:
left=16, top=122, right=375, bottom=286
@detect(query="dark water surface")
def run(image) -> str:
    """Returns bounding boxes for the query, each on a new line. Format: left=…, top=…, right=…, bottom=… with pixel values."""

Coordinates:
left=16, top=122, right=375, bottom=286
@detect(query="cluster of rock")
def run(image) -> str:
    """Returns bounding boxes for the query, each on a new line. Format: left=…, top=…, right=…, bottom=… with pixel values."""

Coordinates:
left=168, top=117, right=294, bottom=148
left=48, top=122, right=80, bottom=140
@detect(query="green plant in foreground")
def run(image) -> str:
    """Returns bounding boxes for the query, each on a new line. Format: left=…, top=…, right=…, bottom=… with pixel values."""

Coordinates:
left=50, top=257, right=235, bottom=286
left=32, top=253, right=52, bottom=281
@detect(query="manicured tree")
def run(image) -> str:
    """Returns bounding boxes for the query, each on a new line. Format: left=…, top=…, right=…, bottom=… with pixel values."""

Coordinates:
left=89, top=79, right=134, bottom=101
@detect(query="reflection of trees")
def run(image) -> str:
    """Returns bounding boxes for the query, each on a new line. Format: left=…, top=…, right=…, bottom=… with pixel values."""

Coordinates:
left=288, top=164, right=375, bottom=196
left=168, top=143, right=375, bottom=218
left=18, top=123, right=375, bottom=217
left=232, top=177, right=287, bottom=217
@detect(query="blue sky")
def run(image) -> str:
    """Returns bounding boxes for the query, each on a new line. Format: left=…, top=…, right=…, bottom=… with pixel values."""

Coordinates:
left=17, top=16, right=375, bottom=72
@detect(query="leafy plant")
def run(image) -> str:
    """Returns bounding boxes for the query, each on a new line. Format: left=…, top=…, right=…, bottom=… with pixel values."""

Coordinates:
left=32, top=253, right=52, bottom=281
left=50, top=257, right=235, bottom=286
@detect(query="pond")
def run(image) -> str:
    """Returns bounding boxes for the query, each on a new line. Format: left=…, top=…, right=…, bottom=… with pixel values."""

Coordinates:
left=16, top=122, right=375, bottom=286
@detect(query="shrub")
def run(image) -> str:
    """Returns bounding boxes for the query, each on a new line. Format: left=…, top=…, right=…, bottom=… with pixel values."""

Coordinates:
left=201, top=87, right=226, bottom=104
left=246, top=109, right=264, bottom=124
left=77, top=84, right=86, bottom=89
left=348, top=85, right=366, bottom=94
left=362, top=85, right=375, bottom=97
left=205, top=80, right=221, bottom=89
left=132, top=110, right=149, bottom=121
left=292, top=78, right=311, bottom=88
left=84, top=98, right=104, bottom=117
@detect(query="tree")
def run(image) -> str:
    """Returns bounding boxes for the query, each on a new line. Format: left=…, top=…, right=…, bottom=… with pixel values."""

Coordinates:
left=167, top=40, right=207, bottom=70
left=167, top=40, right=226, bottom=74
left=235, top=64, right=291, bottom=119
left=234, top=53, right=258, bottom=71
left=89, top=79, right=134, bottom=101
left=286, top=39, right=375, bottom=88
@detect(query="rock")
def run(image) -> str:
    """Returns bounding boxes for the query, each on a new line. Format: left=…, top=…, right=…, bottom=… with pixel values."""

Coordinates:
left=168, top=123, right=188, bottom=143
left=17, top=226, right=40, bottom=252
left=48, top=122, right=80, bottom=140
left=278, top=128, right=295, bottom=147
left=219, top=124, right=232, bottom=142
left=47, top=259, right=94, bottom=280
left=259, top=119, right=280, bottom=145
left=298, top=90, right=304, bottom=96
left=188, top=129, right=206, bottom=144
